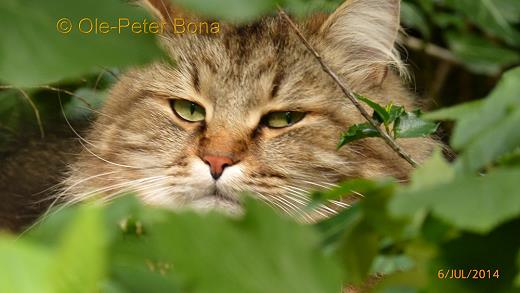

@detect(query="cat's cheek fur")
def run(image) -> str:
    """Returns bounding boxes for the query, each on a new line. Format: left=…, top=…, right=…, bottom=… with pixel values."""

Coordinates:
left=143, top=157, right=214, bottom=207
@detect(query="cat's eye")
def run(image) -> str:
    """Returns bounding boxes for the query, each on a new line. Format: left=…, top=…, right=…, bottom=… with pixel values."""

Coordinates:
left=170, top=99, right=206, bottom=122
left=262, top=111, right=306, bottom=128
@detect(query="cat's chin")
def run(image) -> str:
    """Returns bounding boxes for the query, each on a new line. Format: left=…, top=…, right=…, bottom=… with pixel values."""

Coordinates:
left=188, top=194, right=243, bottom=216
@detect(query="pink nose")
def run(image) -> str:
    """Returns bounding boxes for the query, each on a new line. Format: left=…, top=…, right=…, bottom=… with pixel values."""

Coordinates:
left=203, top=155, right=234, bottom=179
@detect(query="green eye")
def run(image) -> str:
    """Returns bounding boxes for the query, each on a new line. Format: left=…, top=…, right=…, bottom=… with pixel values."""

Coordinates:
left=263, top=111, right=306, bottom=128
left=171, top=99, right=205, bottom=122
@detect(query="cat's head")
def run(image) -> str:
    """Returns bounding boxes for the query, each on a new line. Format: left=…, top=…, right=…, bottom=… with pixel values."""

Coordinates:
left=64, top=0, right=433, bottom=217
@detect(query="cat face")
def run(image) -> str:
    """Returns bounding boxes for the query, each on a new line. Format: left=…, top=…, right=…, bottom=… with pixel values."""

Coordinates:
left=64, top=0, right=433, bottom=217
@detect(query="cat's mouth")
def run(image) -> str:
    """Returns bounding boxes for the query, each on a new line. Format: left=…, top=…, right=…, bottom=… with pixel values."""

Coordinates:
left=189, top=190, right=242, bottom=215
left=211, top=191, right=241, bottom=206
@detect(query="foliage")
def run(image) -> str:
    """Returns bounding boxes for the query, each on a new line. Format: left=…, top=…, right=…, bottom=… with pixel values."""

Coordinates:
left=1, top=0, right=520, bottom=292
left=0, top=0, right=163, bottom=86
left=337, top=94, right=438, bottom=148
left=1, top=198, right=342, bottom=293
left=401, top=0, right=520, bottom=76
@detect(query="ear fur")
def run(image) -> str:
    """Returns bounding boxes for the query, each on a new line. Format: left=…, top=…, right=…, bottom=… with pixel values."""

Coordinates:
left=138, top=0, right=173, bottom=23
left=319, top=0, right=405, bottom=85
left=137, top=0, right=198, bottom=29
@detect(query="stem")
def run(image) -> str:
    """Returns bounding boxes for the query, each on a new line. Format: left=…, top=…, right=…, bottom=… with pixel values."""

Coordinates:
left=404, top=36, right=460, bottom=65
left=278, top=8, right=419, bottom=167
left=16, top=88, right=45, bottom=139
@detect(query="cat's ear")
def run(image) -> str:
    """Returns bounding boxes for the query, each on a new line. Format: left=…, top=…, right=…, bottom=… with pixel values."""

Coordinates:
left=138, top=0, right=173, bottom=23
left=137, top=0, right=192, bottom=29
left=318, top=0, right=404, bottom=85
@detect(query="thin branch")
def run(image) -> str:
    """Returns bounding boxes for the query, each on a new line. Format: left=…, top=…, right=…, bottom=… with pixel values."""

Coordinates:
left=1, top=84, right=94, bottom=109
left=278, top=8, right=419, bottom=167
left=40, top=85, right=94, bottom=109
left=404, top=36, right=461, bottom=65
left=16, top=88, right=45, bottom=139
left=426, top=60, right=453, bottom=102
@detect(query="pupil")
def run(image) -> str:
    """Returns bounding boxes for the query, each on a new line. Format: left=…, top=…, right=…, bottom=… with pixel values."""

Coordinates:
left=284, top=112, right=292, bottom=124
left=190, top=103, right=196, bottom=115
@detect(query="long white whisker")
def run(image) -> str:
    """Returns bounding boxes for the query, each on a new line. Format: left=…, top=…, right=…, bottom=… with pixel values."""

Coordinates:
left=63, top=176, right=168, bottom=207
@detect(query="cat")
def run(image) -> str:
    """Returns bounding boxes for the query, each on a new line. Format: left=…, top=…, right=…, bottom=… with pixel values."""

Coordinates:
left=0, top=0, right=435, bottom=231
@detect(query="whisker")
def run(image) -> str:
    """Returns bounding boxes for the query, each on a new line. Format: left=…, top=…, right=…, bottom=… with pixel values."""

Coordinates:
left=99, top=179, right=170, bottom=204
left=328, top=200, right=351, bottom=208
left=57, top=92, right=144, bottom=169
left=62, top=176, right=168, bottom=208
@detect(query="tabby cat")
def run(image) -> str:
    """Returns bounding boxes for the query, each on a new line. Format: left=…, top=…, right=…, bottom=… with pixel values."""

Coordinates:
left=0, top=0, right=435, bottom=231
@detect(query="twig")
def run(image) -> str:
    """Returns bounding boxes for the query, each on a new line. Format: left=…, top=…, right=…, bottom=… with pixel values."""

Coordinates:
left=1, top=84, right=94, bottom=109
left=426, top=60, right=453, bottom=102
left=40, top=85, right=94, bottom=109
left=16, top=88, right=45, bottom=139
left=404, top=36, right=460, bottom=65
left=278, top=8, right=419, bottom=167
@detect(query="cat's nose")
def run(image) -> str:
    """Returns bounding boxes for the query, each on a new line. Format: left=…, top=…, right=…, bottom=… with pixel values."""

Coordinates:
left=203, top=155, right=234, bottom=180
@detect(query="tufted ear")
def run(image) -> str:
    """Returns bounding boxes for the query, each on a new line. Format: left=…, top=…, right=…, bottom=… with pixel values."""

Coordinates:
left=319, top=0, right=404, bottom=85
left=137, top=0, right=196, bottom=28
left=138, top=0, right=174, bottom=23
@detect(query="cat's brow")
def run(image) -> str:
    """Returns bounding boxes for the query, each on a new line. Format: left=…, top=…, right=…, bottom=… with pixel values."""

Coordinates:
left=189, top=61, right=200, bottom=93
left=270, top=67, right=285, bottom=99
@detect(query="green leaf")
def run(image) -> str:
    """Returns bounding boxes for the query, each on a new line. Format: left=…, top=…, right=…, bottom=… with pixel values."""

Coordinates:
left=497, top=148, right=520, bottom=167
left=394, top=110, right=439, bottom=138
left=444, top=0, right=520, bottom=46
left=401, top=2, right=431, bottom=38
left=446, top=33, right=520, bottom=76
left=51, top=205, right=107, bottom=293
left=0, top=0, right=163, bottom=86
left=390, top=168, right=520, bottom=234
left=355, top=94, right=389, bottom=123
left=408, top=149, right=455, bottom=191
left=340, top=221, right=379, bottom=284
left=281, top=0, right=339, bottom=17
left=173, top=0, right=276, bottom=22
left=371, top=254, right=414, bottom=275
left=423, top=100, right=483, bottom=121
left=149, top=198, right=343, bottom=293
left=449, top=67, right=520, bottom=172
left=455, top=109, right=520, bottom=172
left=0, top=236, right=54, bottom=293
left=387, top=104, right=405, bottom=125
left=451, top=67, right=520, bottom=148
left=315, top=204, right=363, bottom=252
left=338, top=123, right=380, bottom=147
left=311, top=179, right=389, bottom=203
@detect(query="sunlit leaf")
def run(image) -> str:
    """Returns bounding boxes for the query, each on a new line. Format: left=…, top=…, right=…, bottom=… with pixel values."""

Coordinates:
left=0, top=0, right=163, bottom=86
left=451, top=67, right=520, bottom=172
left=394, top=110, right=439, bottom=138
left=50, top=205, right=107, bottom=293
left=148, top=199, right=343, bottom=293
left=338, top=123, right=380, bottom=147
left=355, top=94, right=389, bottom=123
left=423, top=100, right=483, bottom=121
left=401, top=2, right=430, bottom=38
left=173, top=0, right=276, bottom=22
left=446, top=33, right=520, bottom=75
left=390, top=168, right=520, bottom=233
left=0, top=236, right=53, bottom=293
